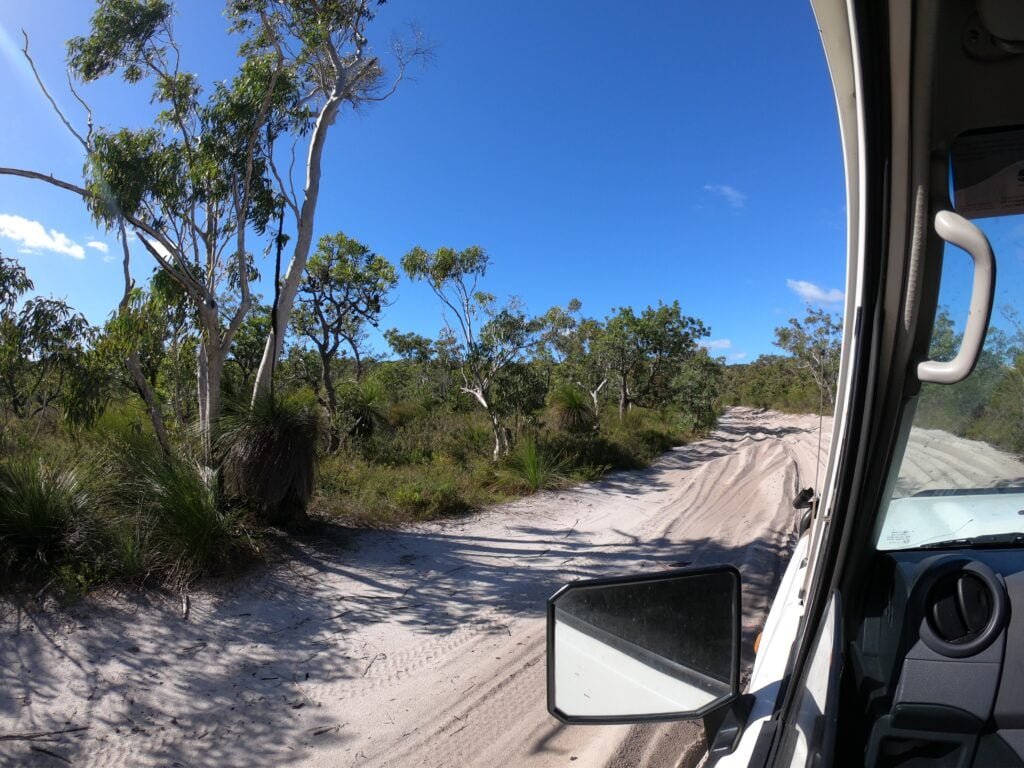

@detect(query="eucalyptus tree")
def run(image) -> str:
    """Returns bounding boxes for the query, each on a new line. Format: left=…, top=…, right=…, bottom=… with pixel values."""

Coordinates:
left=292, top=232, right=397, bottom=436
left=0, top=0, right=428, bottom=458
left=401, top=245, right=550, bottom=460
left=242, top=0, right=432, bottom=400
left=0, top=254, right=96, bottom=431
left=550, top=310, right=611, bottom=416
left=1, top=1, right=290, bottom=454
left=774, top=306, right=843, bottom=408
left=601, top=301, right=709, bottom=418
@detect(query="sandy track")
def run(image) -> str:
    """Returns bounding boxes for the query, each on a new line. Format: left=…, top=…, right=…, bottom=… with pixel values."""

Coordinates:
left=1, top=408, right=829, bottom=768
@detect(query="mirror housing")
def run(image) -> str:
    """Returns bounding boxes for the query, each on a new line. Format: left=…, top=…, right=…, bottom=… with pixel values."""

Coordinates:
left=547, top=565, right=741, bottom=724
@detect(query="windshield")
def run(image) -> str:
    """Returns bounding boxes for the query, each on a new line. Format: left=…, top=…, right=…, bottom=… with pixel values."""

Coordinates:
left=877, top=211, right=1024, bottom=551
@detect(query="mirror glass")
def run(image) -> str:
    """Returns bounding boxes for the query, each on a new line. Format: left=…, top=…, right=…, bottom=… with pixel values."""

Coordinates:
left=549, top=567, right=738, bottom=721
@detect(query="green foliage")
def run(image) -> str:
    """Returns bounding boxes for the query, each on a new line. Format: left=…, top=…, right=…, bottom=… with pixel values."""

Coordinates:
left=0, top=254, right=100, bottom=429
left=773, top=306, right=842, bottom=407
left=85, top=423, right=247, bottom=585
left=218, top=392, right=321, bottom=528
left=600, top=301, right=710, bottom=414
left=0, top=460, right=90, bottom=576
left=548, top=384, right=596, bottom=433
left=316, top=452, right=479, bottom=525
left=915, top=307, right=1024, bottom=456
left=672, top=350, right=725, bottom=431
left=336, top=378, right=389, bottom=440
left=128, top=456, right=233, bottom=579
left=292, top=232, right=398, bottom=434
left=67, top=0, right=172, bottom=83
left=228, top=304, right=272, bottom=387
left=724, top=354, right=821, bottom=412
left=493, top=439, right=567, bottom=494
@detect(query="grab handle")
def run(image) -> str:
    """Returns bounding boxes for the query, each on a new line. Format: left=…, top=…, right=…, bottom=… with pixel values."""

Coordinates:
left=917, top=210, right=996, bottom=385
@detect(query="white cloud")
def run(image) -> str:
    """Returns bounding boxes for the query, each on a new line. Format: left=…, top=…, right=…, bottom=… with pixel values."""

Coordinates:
left=786, top=278, right=844, bottom=304
left=728, top=352, right=748, bottom=362
left=0, top=214, right=85, bottom=260
left=701, top=338, right=733, bottom=351
left=87, top=240, right=109, bottom=253
left=703, top=183, right=746, bottom=209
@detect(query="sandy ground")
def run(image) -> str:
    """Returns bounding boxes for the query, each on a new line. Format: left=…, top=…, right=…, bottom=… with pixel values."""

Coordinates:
left=1, top=408, right=833, bottom=768
left=895, top=425, right=1024, bottom=497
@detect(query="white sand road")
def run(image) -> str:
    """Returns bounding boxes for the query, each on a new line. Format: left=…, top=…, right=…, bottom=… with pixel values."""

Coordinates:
left=2, top=407, right=1018, bottom=768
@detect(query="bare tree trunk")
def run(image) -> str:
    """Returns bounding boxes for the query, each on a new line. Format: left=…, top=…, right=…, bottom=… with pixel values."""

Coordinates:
left=115, top=220, right=171, bottom=457
left=320, top=351, right=340, bottom=451
left=589, top=378, right=607, bottom=419
left=126, top=352, right=172, bottom=457
left=489, top=411, right=505, bottom=462
left=618, top=374, right=629, bottom=420
left=206, top=353, right=224, bottom=445
left=197, top=341, right=211, bottom=460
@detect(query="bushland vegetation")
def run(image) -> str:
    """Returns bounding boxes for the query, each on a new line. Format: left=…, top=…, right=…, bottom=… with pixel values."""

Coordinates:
left=0, top=239, right=725, bottom=594
left=725, top=304, right=1024, bottom=458
left=724, top=306, right=843, bottom=413
left=914, top=307, right=1024, bottom=455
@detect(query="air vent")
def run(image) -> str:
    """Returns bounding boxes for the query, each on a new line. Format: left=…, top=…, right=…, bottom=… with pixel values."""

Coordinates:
left=918, top=560, right=1008, bottom=658
left=927, top=572, right=992, bottom=645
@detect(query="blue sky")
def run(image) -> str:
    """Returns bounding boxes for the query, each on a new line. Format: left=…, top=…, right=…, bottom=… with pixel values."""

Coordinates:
left=0, top=0, right=852, bottom=363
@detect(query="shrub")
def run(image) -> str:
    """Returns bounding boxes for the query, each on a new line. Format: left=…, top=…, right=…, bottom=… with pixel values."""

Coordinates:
left=0, top=459, right=92, bottom=576
left=138, top=458, right=235, bottom=580
left=90, top=433, right=245, bottom=586
left=390, top=478, right=469, bottom=519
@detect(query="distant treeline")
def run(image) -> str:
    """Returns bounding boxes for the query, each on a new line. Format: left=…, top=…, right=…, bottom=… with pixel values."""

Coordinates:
left=724, top=306, right=1024, bottom=458
left=914, top=308, right=1024, bottom=455
left=724, top=308, right=842, bottom=414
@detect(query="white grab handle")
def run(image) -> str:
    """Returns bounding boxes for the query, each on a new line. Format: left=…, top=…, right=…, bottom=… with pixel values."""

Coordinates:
left=917, top=210, right=996, bottom=385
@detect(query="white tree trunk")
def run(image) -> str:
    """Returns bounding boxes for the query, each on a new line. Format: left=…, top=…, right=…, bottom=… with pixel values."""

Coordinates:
left=251, top=92, right=344, bottom=403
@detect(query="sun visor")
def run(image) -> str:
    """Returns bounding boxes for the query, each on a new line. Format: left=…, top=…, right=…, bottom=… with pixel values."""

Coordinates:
left=951, top=127, right=1024, bottom=218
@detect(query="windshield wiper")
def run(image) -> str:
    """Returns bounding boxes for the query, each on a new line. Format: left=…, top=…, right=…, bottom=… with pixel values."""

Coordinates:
left=918, top=532, right=1024, bottom=550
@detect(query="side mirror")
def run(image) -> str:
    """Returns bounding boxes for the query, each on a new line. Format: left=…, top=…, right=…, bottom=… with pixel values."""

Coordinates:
left=547, top=565, right=741, bottom=723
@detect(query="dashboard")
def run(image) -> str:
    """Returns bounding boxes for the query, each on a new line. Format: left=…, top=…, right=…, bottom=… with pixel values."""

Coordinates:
left=849, top=547, right=1024, bottom=767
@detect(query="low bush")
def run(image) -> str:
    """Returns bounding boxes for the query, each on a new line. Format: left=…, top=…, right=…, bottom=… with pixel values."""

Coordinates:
left=0, top=459, right=92, bottom=577
left=90, top=428, right=252, bottom=586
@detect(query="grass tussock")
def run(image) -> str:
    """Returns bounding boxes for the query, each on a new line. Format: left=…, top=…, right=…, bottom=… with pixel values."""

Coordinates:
left=0, top=460, right=92, bottom=577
